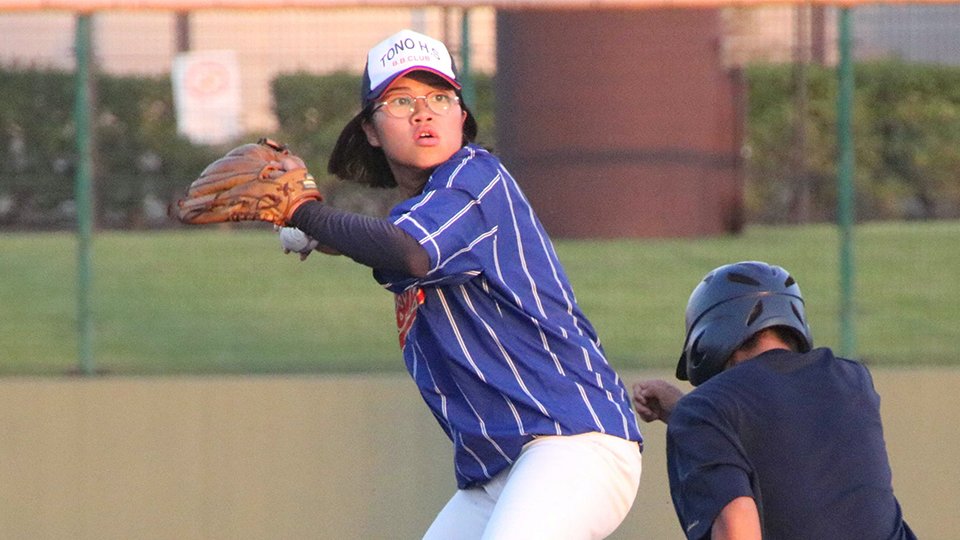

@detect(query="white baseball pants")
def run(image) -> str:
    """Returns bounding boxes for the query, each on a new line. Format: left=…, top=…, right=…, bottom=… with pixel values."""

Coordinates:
left=422, top=432, right=643, bottom=540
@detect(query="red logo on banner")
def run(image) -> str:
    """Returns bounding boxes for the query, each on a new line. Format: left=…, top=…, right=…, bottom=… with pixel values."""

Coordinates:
left=183, top=60, right=230, bottom=97
left=395, top=288, right=425, bottom=348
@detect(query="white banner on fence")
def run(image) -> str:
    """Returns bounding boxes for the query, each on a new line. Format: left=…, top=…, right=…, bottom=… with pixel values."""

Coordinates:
left=172, top=50, right=242, bottom=146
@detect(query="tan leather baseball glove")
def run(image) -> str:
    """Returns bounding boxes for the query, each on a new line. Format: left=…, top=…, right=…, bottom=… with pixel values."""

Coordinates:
left=175, top=138, right=322, bottom=226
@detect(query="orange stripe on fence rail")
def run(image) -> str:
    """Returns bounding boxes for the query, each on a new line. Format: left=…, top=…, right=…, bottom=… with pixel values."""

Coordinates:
left=1, top=0, right=959, bottom=13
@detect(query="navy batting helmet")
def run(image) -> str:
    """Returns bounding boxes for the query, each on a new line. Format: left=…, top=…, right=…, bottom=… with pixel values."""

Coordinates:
left=676, top=261, right=813, bottom=386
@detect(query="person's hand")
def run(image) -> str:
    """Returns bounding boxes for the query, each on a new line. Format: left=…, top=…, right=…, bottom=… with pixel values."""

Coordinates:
left=278, top=226, right=318, bottom=261
left=276, top=226, right=341, bottom=260
left=632, top=379, right=685, bottom=424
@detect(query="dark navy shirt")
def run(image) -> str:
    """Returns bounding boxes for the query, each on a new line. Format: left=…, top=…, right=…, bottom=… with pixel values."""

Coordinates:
left=666, top=348, right=915, bottom=540
left=375, top=144, right=643, bottom=489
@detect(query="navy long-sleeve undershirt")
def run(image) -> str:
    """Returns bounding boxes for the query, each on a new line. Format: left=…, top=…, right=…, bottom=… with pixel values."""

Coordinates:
left=290, top=201, right=430, bottom=277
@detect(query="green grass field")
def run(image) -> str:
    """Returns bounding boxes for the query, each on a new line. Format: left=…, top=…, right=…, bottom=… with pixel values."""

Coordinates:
left=2, top=221, right=957, bottom=375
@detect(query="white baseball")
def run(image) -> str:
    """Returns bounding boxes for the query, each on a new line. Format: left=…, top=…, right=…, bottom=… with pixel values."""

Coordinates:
left=279, top=227, right=318, bottom=253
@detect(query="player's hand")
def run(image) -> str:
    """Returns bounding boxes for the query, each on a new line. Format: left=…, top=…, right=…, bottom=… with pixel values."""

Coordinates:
left=276, top=225, right=341, bottom=260
left=632, top=379, right=685, bottom=424
left=277, top=226, right=318, bottom=261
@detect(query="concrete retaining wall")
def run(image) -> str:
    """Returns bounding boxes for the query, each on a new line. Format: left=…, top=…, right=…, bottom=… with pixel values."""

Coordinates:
left=1, top=368, right=954, bottom=539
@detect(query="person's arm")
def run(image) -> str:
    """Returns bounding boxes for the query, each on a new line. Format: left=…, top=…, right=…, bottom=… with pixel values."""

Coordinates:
left=290, top=201, right=430, bottom=277
left=711, top=496, right=761, bottom=540
left=632, top=379, right=685, bottom=423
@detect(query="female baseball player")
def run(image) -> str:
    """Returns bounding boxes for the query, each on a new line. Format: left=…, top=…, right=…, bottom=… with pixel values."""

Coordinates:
left=282, top=29, right=643, bottom=539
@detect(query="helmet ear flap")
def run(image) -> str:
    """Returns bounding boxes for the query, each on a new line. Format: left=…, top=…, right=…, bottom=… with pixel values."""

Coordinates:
left=684, top=329, right=704, bottom=376
left=685, top=327, right=730, bottom=386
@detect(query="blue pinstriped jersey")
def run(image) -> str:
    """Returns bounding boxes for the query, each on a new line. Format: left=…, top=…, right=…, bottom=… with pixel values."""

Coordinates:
left=375, top=144, right=643, bottom=489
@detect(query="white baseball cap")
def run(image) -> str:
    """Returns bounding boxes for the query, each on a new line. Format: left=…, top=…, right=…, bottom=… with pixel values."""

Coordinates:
left=361, top=29, right=462, bottom=106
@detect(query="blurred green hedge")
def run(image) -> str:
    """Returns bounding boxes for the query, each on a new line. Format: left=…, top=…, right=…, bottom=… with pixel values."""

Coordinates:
left=745, top=61, right=960, bottom=222
left=0, top=70, right=223, bottom=228
left=1, top=62, right=958, bottom=229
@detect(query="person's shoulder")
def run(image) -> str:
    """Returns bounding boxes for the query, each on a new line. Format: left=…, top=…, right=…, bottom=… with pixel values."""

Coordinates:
left=667, top=385, right=739, bottom=439
left=428, top=145, right=503, bottom=191
left=676, top=356, right=780, bottom=409
left=781, top=347, right=878, bottom=392
left=671, top=378, right=732, bottom=418
left=453, top=144, right=501, bottom=172
left=806, top=346, right=871, bottom=372
left=824, top=347, right=879, bottom=386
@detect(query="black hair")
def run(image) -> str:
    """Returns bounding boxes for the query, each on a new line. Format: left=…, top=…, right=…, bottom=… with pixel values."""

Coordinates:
left=736, top=326, right=806, bottom=356
left=326, top=106, right=394, bottom=188
left=327, top=77, right=478, bottom=189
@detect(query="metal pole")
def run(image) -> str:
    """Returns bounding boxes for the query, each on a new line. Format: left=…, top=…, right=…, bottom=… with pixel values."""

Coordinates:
left=175, top=11, right=190, bottom=52
left=791, top=4, right=811, bottom=223
left=837, top=8, right=856, bottom=359
left=75, top=13, right=95, bottom=374
left=459, top=8, right=476, bottom=109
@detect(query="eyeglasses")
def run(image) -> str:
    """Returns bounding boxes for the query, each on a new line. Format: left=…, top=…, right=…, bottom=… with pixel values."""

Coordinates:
left=373, top=91, right=460, bottom=119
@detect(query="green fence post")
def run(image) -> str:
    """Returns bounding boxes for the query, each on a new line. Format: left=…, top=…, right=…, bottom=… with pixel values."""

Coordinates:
left=75, top=13, right=95, bottom=375
left=837, top=8, right=856, bottom=359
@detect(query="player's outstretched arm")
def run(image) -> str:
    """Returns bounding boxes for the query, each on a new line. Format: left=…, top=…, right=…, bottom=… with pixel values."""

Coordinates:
left=289, top=201, right=430, bottom=277
left=711, top=496, right=761, bottom=540
left=631, top=379, right=685, bottom=424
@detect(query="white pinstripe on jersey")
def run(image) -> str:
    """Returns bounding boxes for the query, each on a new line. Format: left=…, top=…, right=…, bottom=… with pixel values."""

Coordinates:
left=456, top=283, right=551, bottom=418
